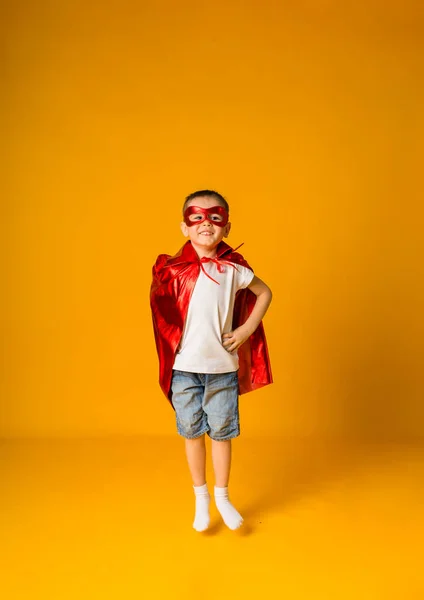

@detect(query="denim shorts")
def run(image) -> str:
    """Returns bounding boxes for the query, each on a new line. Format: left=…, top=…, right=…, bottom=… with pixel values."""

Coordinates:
left=171, top=370, right=240, bottom=441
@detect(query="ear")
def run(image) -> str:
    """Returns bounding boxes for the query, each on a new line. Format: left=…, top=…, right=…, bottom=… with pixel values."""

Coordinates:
left=180, top=221, right=189, bottom=237
left=223, top=222, right=231, bottom=238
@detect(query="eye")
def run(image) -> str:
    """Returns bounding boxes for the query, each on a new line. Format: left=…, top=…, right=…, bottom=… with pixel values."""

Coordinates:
left=209, top=214, right=223, bottom=222
left=188, top=214, right=204, bottom=222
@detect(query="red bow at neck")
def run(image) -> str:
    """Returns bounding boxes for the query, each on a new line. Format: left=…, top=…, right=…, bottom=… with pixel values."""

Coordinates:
left=199, top=243, right=244, bottom=285
left=200, top=256, right=239, bottom=284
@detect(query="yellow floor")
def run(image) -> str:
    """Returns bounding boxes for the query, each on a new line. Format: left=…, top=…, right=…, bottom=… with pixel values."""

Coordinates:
left=1, top=436, right=423, bottom=600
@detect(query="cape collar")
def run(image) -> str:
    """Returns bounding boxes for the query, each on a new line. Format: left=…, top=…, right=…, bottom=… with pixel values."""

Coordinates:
left=166, top=240, right=243, bottom=267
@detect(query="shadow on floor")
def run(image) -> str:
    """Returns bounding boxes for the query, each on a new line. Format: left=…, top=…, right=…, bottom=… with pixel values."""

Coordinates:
left=234, top=436, right=401, bottom=526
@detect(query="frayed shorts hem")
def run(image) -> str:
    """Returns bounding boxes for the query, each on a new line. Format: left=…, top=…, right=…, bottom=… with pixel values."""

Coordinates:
left=176, top=426, right=210, bottom=440
left=176, top=427, right=240, bottom=442
left=207, top=430, right=240, bottom=442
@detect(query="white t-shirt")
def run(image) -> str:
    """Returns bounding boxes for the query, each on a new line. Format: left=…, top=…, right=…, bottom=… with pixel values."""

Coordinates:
left=172, top=260, right=255, bottom=373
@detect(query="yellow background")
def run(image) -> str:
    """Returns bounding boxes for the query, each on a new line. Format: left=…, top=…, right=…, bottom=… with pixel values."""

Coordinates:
left=2, top=0, right=423, bottom=440
left=2, top=3, right=424, bottom=599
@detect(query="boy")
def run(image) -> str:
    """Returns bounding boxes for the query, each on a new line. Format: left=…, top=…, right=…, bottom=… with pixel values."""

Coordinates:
left=150, top=190, right=272, bottom=531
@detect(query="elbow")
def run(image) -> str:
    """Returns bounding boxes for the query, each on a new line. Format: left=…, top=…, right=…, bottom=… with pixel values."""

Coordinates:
left=266, top=286, right=273, bottom=304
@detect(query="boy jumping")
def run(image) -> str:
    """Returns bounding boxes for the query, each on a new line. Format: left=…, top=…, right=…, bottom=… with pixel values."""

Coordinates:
left=150, top=190, right=272, bottom=531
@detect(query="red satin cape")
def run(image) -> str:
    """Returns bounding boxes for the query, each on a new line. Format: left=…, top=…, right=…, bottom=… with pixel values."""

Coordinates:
left=150, top=240, right=273, bottom=405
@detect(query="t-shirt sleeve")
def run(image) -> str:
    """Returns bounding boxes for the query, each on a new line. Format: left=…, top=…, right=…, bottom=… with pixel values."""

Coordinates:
left=235, top=264, right=255, bottom=290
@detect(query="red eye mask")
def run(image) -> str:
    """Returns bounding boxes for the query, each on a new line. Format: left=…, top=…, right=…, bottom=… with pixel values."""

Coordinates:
left=183, top=205, right=229, bottom=227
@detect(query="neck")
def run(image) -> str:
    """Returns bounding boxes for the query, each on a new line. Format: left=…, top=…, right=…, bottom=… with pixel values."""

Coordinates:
left=190, top=242, right=219, bottom=260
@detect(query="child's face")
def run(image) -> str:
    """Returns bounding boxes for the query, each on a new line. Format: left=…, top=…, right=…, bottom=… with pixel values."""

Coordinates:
left=180, top=196, right=231, bottom=255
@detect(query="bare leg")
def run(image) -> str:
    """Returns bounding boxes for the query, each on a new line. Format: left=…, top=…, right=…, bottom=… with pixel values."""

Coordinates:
left=184, top=434, right=210, bottom=531
left=211, top=439, right=243, bottom=530
left=211, top=439, right=232, bottom=487
left=185, top=434, right=207, bottom=486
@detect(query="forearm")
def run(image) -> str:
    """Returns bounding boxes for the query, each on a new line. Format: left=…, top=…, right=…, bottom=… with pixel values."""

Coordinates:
left=242, top=288, right=272, bottom=336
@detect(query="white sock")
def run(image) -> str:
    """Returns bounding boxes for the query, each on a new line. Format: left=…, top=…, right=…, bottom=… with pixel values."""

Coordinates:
left=193, top=483, right=210, bottom=532
left=214, top=486, right=243, bottom=530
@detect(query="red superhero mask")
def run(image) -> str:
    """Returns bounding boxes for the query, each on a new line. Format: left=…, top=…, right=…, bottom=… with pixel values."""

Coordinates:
left=183, top=205, right=229, bottom=227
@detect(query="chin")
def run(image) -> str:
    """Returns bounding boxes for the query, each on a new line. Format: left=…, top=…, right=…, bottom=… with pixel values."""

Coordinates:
left=198, top=238, right=220, bottom=246
left=196, top=237, right=217, bottom=244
